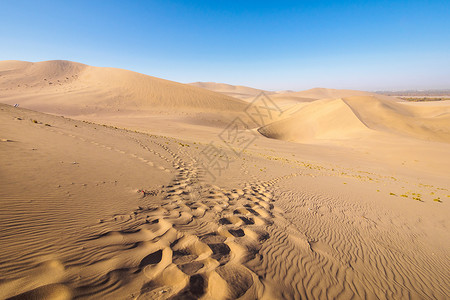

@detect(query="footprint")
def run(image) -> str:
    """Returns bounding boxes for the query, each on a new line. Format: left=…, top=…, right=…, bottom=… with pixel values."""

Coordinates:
left=6, top=136, right=285, bottom=299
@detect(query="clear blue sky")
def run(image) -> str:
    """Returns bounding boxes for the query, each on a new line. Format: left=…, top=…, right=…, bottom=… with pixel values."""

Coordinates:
left=1, top=0, right=449, bottom=91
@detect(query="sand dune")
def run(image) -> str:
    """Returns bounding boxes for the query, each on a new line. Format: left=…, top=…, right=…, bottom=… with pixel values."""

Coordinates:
left=0, top=60, right=248, bottom=116
left=259, top=95, right=450, bottom=143
left=264, top=87, right=379, bottom=108
left=189, top=82, right=275, bottom=100
left=343, top=96, right=450, bottom=142
left=187, top=84, right=373, bottom=103
left=259, top=98, right=370, bottom=142
left=279, top=87, right=374, bottom=99
left=188, top=82, right=384, bottom=115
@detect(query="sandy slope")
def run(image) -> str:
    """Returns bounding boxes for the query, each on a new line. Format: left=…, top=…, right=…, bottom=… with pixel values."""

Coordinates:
left=259, top=98, right=370, bottom=142
left=1, top=61, right=450, bottom=299
left=259, top=96, right=450, bottom=144
left=193, top=84, right=384, bottom=109
left=266, top=87, right=380, bottom=108
left=277, top=87, right=374, bottom=99
left=189, top=82, right=275, bottom=100
left=187, top=83, right=376, bottom=109
left=1, top=103, right=449, bottom=299
left=0, top=61, right=248, bottom=116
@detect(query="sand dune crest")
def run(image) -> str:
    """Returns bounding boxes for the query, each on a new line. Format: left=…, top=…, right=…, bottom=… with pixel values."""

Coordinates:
left=259, top=96, right=450, bottom=143
left=0, top=60, right=248, bottom=115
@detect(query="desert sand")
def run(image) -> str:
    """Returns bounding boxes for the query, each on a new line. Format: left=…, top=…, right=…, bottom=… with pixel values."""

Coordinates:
left=1, top=61, right=449, bottom=299
left=189, top=82, right=275, bottom=100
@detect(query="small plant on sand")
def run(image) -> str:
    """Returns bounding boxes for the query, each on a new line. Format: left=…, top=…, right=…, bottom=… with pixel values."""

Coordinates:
left=433, top=197, right=442, bottom=202
left=44, top=123, right=51, bottom=127
left=389, top=192, right=396, bottom=196
left=400, top=194, right=408, bottom=198
left=32, top=119, right=38, bottom=123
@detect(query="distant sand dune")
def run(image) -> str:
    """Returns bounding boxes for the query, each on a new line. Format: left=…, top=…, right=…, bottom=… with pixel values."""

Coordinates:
left=259, top=98, right=369, bottom=142
left=266, top=87, right=384, bottom=109
left=189, top=82, right=275, bottom=100
left=189, top=82, right=390, bottom=110
left=259, top=96, right=450, bottom=143
left=276, top=87, right=375, bottom=100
